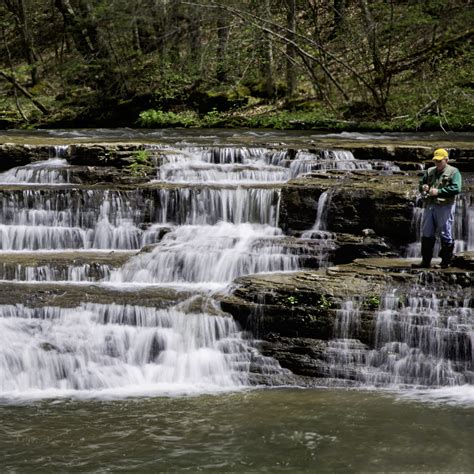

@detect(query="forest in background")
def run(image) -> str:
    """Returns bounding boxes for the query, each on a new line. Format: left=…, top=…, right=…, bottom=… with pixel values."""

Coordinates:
left=0, top=0, right=473, bottom=131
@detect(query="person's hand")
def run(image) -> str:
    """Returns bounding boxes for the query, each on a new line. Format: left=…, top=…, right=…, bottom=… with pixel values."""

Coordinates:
left=422, top=184, right=429, bottom=192
left=429, top=187, right=439, bottom=196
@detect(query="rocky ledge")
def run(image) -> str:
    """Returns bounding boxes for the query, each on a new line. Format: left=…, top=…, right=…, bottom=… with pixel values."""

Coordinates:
left=219, top=254, right=473, bottom=379
left=1, top=141, right=473, bottom=172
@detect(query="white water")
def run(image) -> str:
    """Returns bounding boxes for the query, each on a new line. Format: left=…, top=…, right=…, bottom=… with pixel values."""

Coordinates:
left=301, top=190, right=334, bottom=239
left=0, top=303, right=255, bottom=396
left=0, top=154, right=70, bottom=185
left=111, top=222, right=299, bottom=285
left=0, top=146, right=470, bottom=403
left=0, top=262, right=112, bottom=281
left=155, top=147, right=399, bottom=184
left=328, top=291, right=473, bottom=388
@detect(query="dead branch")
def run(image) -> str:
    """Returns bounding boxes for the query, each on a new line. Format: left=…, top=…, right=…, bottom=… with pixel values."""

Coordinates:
left=0, top=71, right=49, bottom=114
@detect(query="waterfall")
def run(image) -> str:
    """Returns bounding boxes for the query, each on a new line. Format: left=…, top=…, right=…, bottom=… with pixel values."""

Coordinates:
left=327, top=290, right=473, bottom=387
left=288, top=150, right=399, bottom=178
left=0, top=146, right=70, bottom=184
left=301, top=191, right=332, bottom=236
left=300, top=191, right=335, bottom=269
left=111, top=222, right=300, bottom=285
left=1, top=145, right=312, bottom=398
left=1, top=142, right=468, bottom=400
left=0, top=303, right=255, bottom=396
left=0, top=189, right=149, bottom=250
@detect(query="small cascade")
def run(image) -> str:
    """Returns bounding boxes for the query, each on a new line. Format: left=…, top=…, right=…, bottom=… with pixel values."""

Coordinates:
left=0, top=158, right=71, bottom=184
left=0, top=262, right=112, bottom=282
left=0, top=146, right=70, bottom=184
left=155, top=147, right=400, bottom=184
left=287, top=150, right=399, bottom=178
left=157, top=147, right=288, bottom=184
left=111, top=222, right=299, bottom=285
left=301, top=190, right=333, bottom=236
left=155, top=187, right=280, bottom=226
left=300, top=191, right=335, bottom=268
left=0, top=303, right=256, bottom=394
left=0, top=189, right=151, bottom=250
left=327, top=290, right=473, bottom=387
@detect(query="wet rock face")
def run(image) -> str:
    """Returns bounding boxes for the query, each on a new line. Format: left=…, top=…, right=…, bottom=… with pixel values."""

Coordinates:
left=67, top=143, right=145, bottom=167
left=0, top=144, right=57, bottom=171
left=220, top=257, right=474, bottom=378
left=220, top=263, right=390, bottom=346
left=280, top=171, right=418, bottom=245
left=258, top=335, right=329, bottom=378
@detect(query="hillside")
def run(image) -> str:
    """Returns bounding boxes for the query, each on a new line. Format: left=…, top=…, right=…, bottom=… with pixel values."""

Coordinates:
left=0, top=0, right=473, bottom=131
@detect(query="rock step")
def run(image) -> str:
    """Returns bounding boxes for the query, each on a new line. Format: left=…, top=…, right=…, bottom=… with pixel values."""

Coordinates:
left=0, top=251, right=135, bottom=281
left=0, top=281, right=194, bottom=308
left=2, top=142, right=473, bottom=172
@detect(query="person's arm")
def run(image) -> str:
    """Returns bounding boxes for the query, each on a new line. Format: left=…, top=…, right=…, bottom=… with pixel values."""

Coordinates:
left=438, top=170, right=462, bottom=197
left=418, top=171, right=428, bottom=192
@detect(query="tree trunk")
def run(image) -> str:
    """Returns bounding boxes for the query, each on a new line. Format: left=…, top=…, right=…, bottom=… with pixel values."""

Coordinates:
left=332, top=0, right=345, bottom=37
left=4, top=0, right=39, bottom=85
left=285, top=0, right=297, bottom=98
left=216, top=13, right=230, bottom=82
left=187, top=5, right=202, bottom=66
left=261, top=0, right=275, bottom=97
left=54, top=0, right=106, bottom=60
left=0, top=70, right=49, bottom=114
left=359, top=0, right=389, bottom=115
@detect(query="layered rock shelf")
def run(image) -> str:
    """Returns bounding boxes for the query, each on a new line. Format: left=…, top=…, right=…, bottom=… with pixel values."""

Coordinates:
left=0, top=134, right=472, bottom=388
left=2, top=140, right=474, bottom=171
left=220, top=256, right=473, bottom=379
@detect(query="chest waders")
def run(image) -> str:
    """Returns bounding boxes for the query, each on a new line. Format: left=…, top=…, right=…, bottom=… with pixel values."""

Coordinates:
left=413, top=165, right=458, bottom=269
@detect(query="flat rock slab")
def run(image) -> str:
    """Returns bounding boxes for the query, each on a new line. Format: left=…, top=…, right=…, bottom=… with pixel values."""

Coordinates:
left=0, top=251, right=135, bottom=267
left=220, top=255, right=473, bottom=339
left=0, top=281, right=194, bottom=308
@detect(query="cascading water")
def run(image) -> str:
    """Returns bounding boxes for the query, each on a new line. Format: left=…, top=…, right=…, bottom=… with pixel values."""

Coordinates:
left=327, top=288, right=473, bottom=387
left=4, top=145, right=366, bottom=398
left=1, top=143, right=468, bottom=400
left=0, top=303, right=254, bottom=396
left=0, top=151, right=69, bottom=185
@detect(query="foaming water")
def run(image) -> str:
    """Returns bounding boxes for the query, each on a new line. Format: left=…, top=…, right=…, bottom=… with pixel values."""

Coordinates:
left=327, top=289, right=473, bottom=388
left=0, top=157, right=70, bottom=184
left=111, top=222, right=299, bottom=285
left=399, top=385, right=474, bottom=406
left=0, top=302, right=261, bottom=398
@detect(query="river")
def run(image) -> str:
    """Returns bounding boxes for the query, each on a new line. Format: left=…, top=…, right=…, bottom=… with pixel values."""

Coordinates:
left=1, top=388, right=473, bottom=472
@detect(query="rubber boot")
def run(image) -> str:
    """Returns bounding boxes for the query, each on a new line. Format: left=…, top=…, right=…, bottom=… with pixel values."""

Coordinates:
left=439, top=242, right=455, bottom=268
left=412, top=237, right=435, bottom=268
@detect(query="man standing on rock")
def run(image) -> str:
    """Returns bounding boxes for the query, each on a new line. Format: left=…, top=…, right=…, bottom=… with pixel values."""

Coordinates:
left=413, top=148, right=462, bottom=269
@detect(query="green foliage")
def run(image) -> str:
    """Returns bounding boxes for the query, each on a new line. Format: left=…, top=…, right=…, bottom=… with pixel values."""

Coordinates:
left=138, top=110, right=199, bottom=128
left=316, top=295, right=333, bottom=311
left=201, top=110, right=225, bottom=127
left=364, top=295, right=381, bottom=310
left=1, top=0, right=472, bottom=131
left=126, top=150, right=154, bottom=177
left=286, top=296, right=299, bottom=306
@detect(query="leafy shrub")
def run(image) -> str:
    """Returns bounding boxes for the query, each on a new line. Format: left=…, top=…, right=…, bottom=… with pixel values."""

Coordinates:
left=138, top=109, right=198, bottom=128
